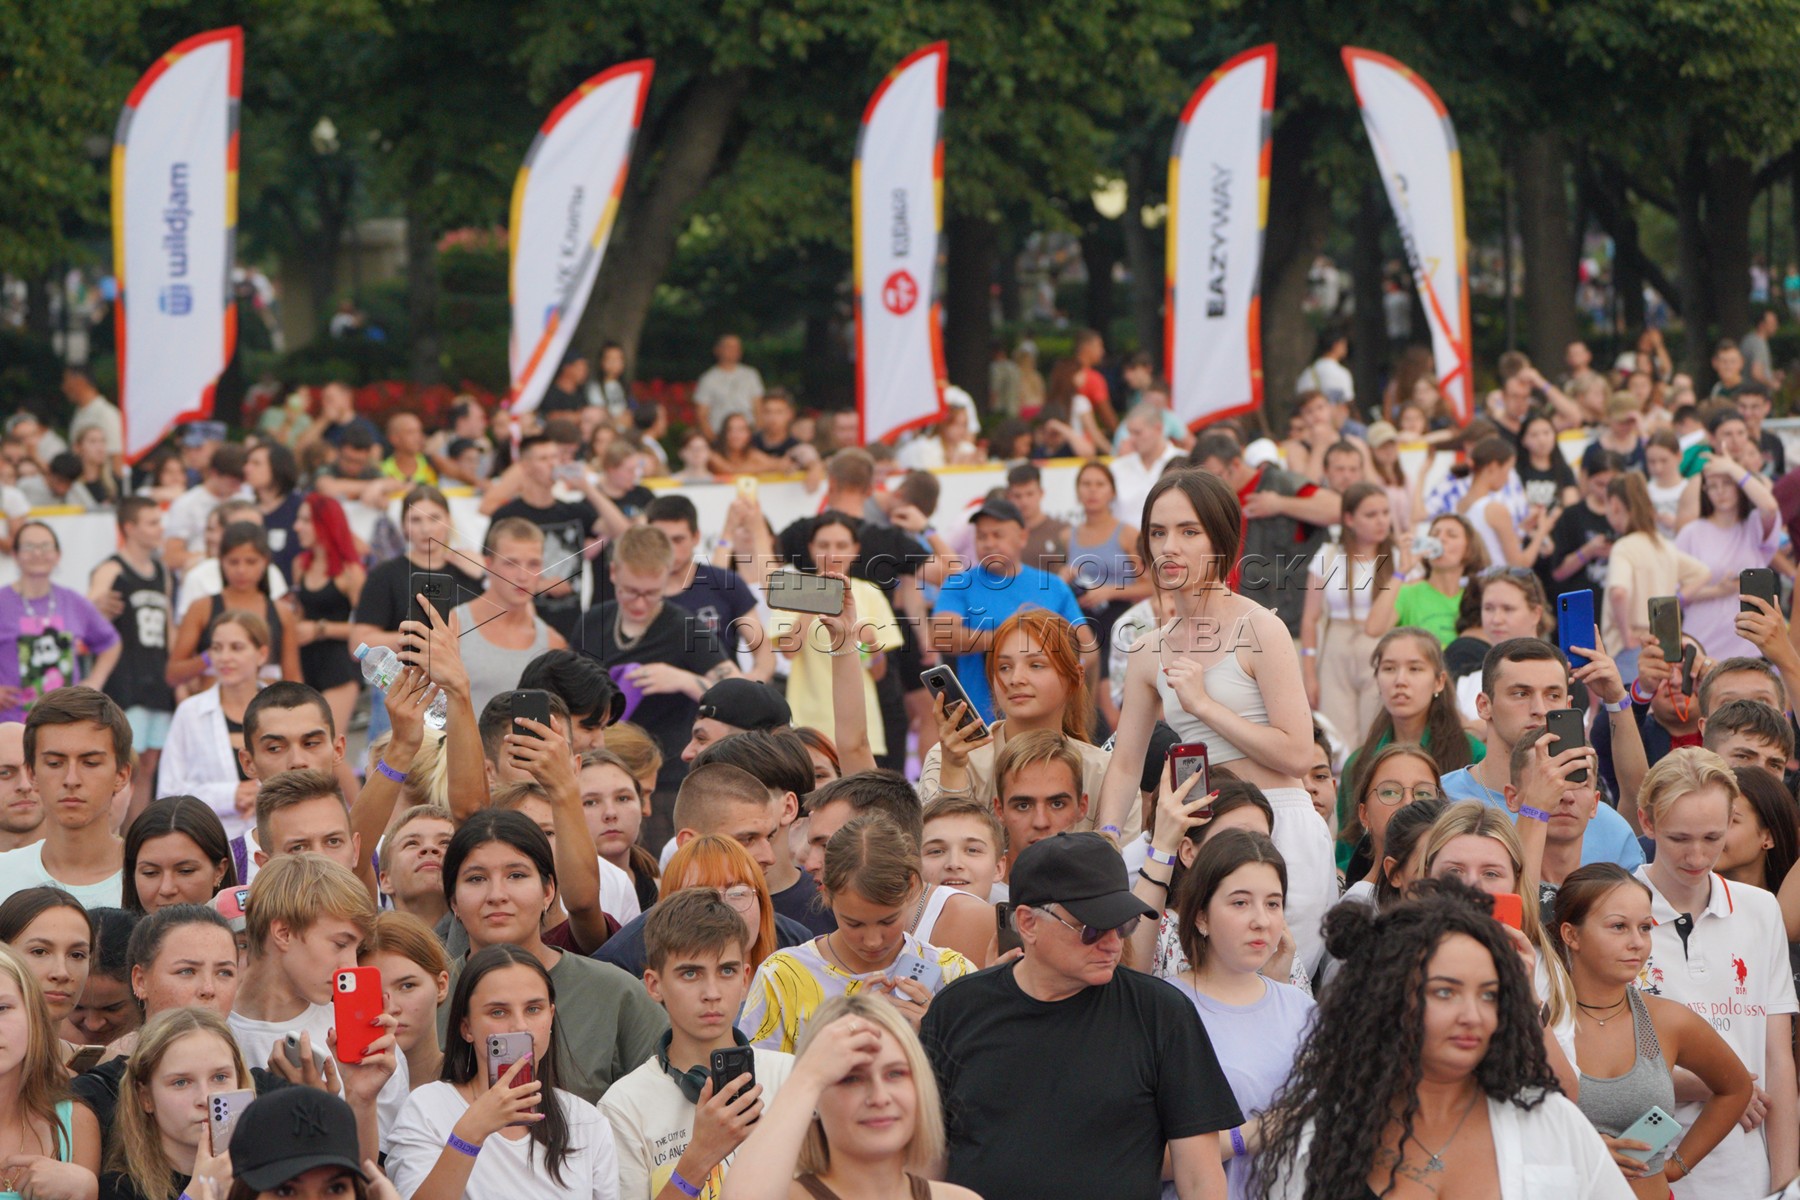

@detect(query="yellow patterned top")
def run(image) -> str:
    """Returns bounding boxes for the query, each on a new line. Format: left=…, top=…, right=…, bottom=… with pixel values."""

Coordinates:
left=736, top=932, right=971, bottom=1052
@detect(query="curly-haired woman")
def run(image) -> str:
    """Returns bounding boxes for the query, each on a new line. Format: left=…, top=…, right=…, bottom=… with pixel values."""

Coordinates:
left=1258, top=879, right=1631, bottom=1200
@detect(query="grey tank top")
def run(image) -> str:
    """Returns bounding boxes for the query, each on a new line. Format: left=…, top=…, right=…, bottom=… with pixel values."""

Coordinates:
left=1576, top=987, right=1675, bottom=1172
left=453, top=601, right=552, bottom=718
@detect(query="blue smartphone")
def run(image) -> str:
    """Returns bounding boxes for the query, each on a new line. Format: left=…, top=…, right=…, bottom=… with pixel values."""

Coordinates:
left=1616, top=1105, right=1682, bottom=1163
left=1557, top=590, right=1596, bottom=668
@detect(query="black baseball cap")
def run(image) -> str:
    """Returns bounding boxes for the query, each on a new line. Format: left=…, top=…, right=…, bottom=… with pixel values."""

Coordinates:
left=230, top=1088, right=366, bottom=1191
left=971, top=496, right=1025, bottom=526
left=697, top=678, right=791, bottom=731
left=1009, top=831, right=1157, bottom=929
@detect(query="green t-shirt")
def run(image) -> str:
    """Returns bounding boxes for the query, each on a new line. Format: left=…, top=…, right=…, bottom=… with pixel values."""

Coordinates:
left=1393, top=581, right=1463, bottom=647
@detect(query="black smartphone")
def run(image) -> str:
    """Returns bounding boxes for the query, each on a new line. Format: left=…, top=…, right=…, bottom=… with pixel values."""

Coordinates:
left=766, top=571, right=846, bottom=617
left=920, top=666, right=990, bottom=740
left=511, top=688, right=552, bottom=740
left=1741, top=567, right=1780, bottom=615
left=1680, top=644, right=1699, bottom=697
left=995, top=902, right=1024, bottom=955
left=710, top=1045, right=755, bottom=1103
left=1545, top=707, right=1589, bottom=786
left=408, top=570, right=459, bottom=627
left=1647, top=596, right=1682, bottom=665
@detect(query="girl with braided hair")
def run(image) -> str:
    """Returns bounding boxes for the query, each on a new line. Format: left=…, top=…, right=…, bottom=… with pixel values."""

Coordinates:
left=1258, top=879, right=1630, bottom=1200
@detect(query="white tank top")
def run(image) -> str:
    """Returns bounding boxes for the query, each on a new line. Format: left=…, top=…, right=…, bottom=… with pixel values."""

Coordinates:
left=1151, top=631, right=1267, bottom=766
left=913, top=884, right=959, bottom=945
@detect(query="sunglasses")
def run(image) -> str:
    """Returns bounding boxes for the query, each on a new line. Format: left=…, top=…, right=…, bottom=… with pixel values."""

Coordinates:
left=1042, top=907, right=1142, bottom=945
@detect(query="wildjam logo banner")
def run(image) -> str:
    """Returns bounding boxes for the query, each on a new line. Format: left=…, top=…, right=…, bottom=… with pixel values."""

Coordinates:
left=1165, top=45, right=1275, bottom=431
left=1343, top=47, right=1474, bottom=424
left=113, top=27, right=241, bottom=462
left=855, top=42, right=948, bottom=445
left=508, top=60, right=654, bottom=416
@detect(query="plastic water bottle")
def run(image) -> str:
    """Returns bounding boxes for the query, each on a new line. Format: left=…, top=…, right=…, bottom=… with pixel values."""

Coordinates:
left=355, top=643, right=447, bottom=730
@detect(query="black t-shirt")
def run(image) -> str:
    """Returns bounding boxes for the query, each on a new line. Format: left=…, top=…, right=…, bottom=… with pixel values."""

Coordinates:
left=1517, top=455, right=1576, bottom=511
left=490, top=495, right=600, bottom=639
left=99, top=1170, right=190, bottom=1200
left=1542, top=500, right=1612, bottom=611
left=538, top=386, right=587, bottom=417
left=753, top=432, right=799, bottom=459
left=921, top=963, right=1242, bottom=1200
left=669, top=563, right=757, bottom=651
left=771, top=868, right=835, bottom=935
left=574, top=601, right=725, bottom=793
left=1444, top=635, right=1488, bottom=682
left=604, top=484, right=655, bottom=521
left=1761, top=428, right=1789, bottom=478
left=353, top=556, right=487, bottom=633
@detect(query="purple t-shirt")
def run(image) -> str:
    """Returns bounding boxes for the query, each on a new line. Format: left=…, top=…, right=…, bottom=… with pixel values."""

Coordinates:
left=1675, top=513, right=1782, bottom=661
left=0, top=585, right=121, bottom=722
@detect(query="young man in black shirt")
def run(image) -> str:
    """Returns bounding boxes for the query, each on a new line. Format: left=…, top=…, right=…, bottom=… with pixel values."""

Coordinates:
left=921, top=832, right=1239, bottom=1200
left=647, top=494, right=773, bottom=682
left=576, top=526, right=732, bottom=848
left=88, top=496, right=175, bottom=824
left=491, top=433, right=625, bottom=641
left=1542, top=449, right=1623, bottom=611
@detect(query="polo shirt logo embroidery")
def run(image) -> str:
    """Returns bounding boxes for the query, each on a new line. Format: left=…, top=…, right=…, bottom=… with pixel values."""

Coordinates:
left=1734, top=955, right=1749, bottom=993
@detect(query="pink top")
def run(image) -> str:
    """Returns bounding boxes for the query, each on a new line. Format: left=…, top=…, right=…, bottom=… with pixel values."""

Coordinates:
left=1675, top=513, right=1782, bottom=660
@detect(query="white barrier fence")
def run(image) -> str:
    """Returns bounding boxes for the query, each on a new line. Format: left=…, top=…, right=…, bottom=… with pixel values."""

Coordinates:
left=16, top=416, right=1800, bottom=594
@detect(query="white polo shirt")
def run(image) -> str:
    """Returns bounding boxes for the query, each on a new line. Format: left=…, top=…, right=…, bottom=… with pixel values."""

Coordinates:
left=1633, top=868, right=1797, bottom=1200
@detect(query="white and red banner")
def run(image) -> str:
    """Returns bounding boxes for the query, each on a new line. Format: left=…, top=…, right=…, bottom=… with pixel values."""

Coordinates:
left=855, top=42, right=947, bottom=444
left=508, top=60, right=654, bottom=415
left=113, top=27, right=241, bottom=462
left=1165, top=44, right=1276, bottom=430
left=1343, top=47, right=1474, bottom=424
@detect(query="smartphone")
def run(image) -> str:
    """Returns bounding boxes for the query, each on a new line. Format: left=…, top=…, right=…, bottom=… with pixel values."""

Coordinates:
left=1680, top=644, right=1698, bottom=697
left=408, top=570, right=459, bottom=626
left=1616, top=1105, right=1684, bottom=1163
left=486, top=1032, right=537, bottom=1125
left=66, top=1044, right=106, bottom=1073
left=1741, top=566, right=1780, bottom=615
left=511, top=688, right=552, bottom=740
left=995, top=903, right=1023, bottom=955
left=766, top=570, right=845, bottom=617
left=282, top=1031, right=328, bottom=1074
left=1168, top=742, right=1211, bottom=796
left=1556, top=590, right=1596, bottom=669
left=332, top=967, right=383, bottom=1065
left=1648, top=596, right=1682, bottom=665
left=709, top=1045, right=755, bottom=1104
left=920, top=666, right=990, bottom=740
left=735, top=475, right=759, bottom=500
left=1545, top=707, right=1590, bottom=787
left=208, top=1088, right=256, bottom=1152
left=889, top=950, right=945, bottom=994
left=1490, top=891, right=1524, bottom=931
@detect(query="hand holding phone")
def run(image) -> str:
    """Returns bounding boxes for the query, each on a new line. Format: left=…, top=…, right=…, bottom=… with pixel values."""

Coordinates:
left=889, top=950, right=945, bottom=995
left=1741, top=567, right=1780, bottom=615
left=485, top=1032, right=539, bottom=1128
left=1490, top=892, right=1524, bottom=931
left=1544, top=707, right=1590, bottom=787
left=332, top=967, right=383, bottom=1065
left=922, top=667, right=991, bottom=744
left=1168, top=742, right=1210, bottom=795
left=709, top=1046, right=756, bottom=1104
left=208, top=1088, right=256, bottom=1153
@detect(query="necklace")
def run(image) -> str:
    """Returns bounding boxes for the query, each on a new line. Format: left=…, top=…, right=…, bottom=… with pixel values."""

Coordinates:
left=1410, top=1089, right=1481, bottom=1173
left=612, top=603, right=648, bottom=652
left=1577, top=995, right=1629, bottom=1026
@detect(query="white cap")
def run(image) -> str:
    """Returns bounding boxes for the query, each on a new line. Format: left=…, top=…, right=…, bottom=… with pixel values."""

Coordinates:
left=1243, top=437, right=1282, bottom=468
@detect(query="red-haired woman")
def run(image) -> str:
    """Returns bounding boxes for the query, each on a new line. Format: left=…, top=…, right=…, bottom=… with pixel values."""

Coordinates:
left=281, top=492, right=366, bottom=737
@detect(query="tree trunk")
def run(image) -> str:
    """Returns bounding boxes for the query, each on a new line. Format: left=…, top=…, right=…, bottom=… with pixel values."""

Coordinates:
left=1706, top=153, right=1754, bottom=346
left=1515, top=130, right=1580, bottom=372
left=1676, top=134, right=1711, bottom=378
left=1079, top=221, right=1118, bottom=342
left=995, top=218, right=1022, bottom=327
left=24, top=275, right=51, bottom=342
left=1260, top=108, right=1329, bottom=435
left=1121, top=150, right=1163, bottom=372
left=944, top=214, right=996, bottom=408
left=1350, top=180, right=1386, bottom=416
left=576, top=70, right=751, bottom=374
left=404, top=196, right=443, bottom=387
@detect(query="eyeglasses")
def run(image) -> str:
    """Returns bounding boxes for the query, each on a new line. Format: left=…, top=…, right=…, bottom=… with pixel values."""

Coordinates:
left=718, top=886, right=757, bottom=914
left=615, top=583, right=661, bottom=604
left=1040, top=907, right=1141, bottom=945
left=1370, top=783, right=1441, bottom=806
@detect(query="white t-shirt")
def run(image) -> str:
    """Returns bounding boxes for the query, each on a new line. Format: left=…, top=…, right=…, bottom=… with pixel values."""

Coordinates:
left=693, top=366, right=765, bottom=429
left=1306, top=544, right=1376, bottom=623
left=389, top=1079, right=620, bottom=1200
left=174, top=558, right=289, bottom=622
left=600, top=1047, right=794, bottom=1200
left=228, top=1000, right=412, bottom=1141
left=164, top=484, right=251, bottom=555
left=0, top=841, right=121, bottom=908
left=1111, top=444, right=1183, bottom=525
left=1634, top=869, right=1799, bottom=1200
left=1296, top=356, right=1355, bottom=406
left=599, top=855, right=641, bottom=925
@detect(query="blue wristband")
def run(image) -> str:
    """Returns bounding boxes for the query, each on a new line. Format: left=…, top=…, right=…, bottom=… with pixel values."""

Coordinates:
left=447, top=1132, right=481, bottom=1158
left=1099, top=824, right=1123, bottom=840
left=1229, top=1127, right=1247, bottom=1158
left=375, top=759, right=408, bottom=784
left=1519, top=805, right=1552, bottom=823
left=668, top=1170, right=703, bottom=1198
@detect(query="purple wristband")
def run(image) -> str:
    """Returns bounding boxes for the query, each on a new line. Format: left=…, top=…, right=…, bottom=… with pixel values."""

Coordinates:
left=1230, top=1126, right=1247, bottom=1158
left=447, top=1132, right=480, bottom=1158
left=1519, top=805, right=1552, bottom=823
left=375, top=759, right=408, bottom=784
left=668, top=1170, right=703, bottom=1198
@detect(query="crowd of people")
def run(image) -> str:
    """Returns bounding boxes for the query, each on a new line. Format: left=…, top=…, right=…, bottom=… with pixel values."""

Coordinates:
left=0, top=320, right=1798, bottom=1200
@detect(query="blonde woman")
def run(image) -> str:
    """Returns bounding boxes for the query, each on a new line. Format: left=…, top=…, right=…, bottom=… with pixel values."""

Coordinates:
left=1603, top=473, right=1707, bottom=683
left=721, top=993, right=979, bottom=1200
left=1421, top=800, right=1581, bottom=1098
left=0, top=942, right=101, bottom=1198
left=109, top=1008, right=248, bottom=1200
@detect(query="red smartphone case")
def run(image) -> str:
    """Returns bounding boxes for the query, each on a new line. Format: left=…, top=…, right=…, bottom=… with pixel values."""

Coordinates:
left=1490, top=892, right=1524, bottom=931
left=332, top=966, right=383, bottom=1064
